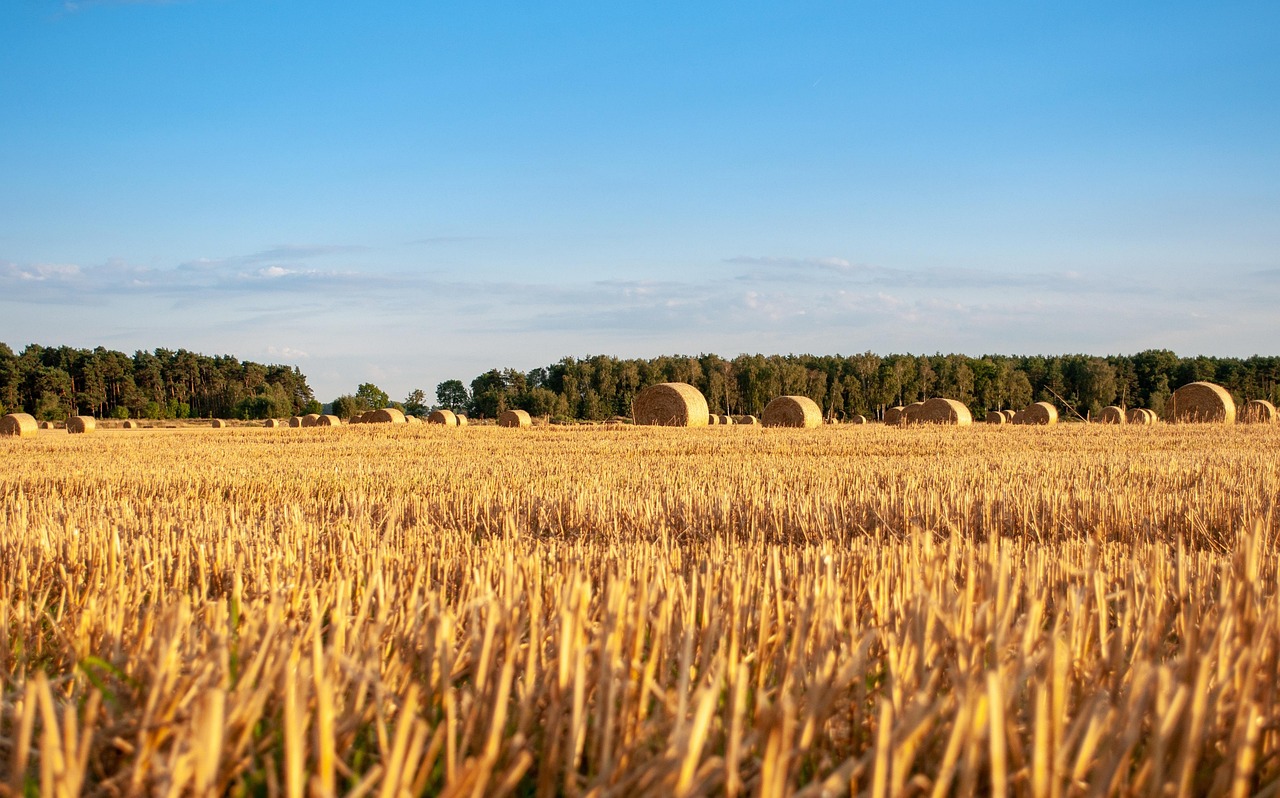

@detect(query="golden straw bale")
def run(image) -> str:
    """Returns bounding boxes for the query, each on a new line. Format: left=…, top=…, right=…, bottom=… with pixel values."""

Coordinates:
left=1241, top=399, right=1277, bottom=424
left=263, top=419, right=282, bottom=428
left=903, top=402, right=926, bottom=425
left=39, top=421, right=53, bottom=430
left=848, top=415, right=868, bottom=424
left=368, top=408, right=408, bottom=424
left=428, top=409, right=458, bottom=426
left=122, top=420, right=140, bottom=429
left=707, top=414, right=720, bottom=425
left=499, top=409, right=532, bottom=428
left=632, top=383, right=710, bottom=427
left=1001, top=410, right=1016, bottom=422
left=917, top=398, right=973, bottom=426
left=405, top=415, right=423, bottom=425
left=300, top=413, right=321, bottom=427
left=1098, top=406, right=1126, bottom=425
left=288, top=416, right=304, bottom=427
left=986, top=411, right=1007, bottom=424
left=66, top=415, right=96, bottom=434
left=1125, top=408, right=1152, bottom=425
left=762, top=396, right=822, bottom=428
left=883, top=406, right=906, bottom=425
left=719, top=414, right=734, bottom=425
left=456, top=414, right=468, bottom=426
left=211, top=419, right=227, bottom=428
left=1015, top=402, right=1058, bottom=425
left=315, top=415, right=341, bottom=426
left=732, top=415, right=760, bottom=426
left=1165, top=381, right=1236, bottom=424
left=0, top=413, right=38, bottom=437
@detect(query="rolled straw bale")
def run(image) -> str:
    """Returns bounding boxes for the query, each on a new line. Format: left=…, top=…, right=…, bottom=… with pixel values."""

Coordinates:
left=288, top=416, right=304, bottom=428
left=367, top=408, right=407, bottom=424
left=122, top=420, right=140, bottom=429
left=719, top=414, right=734, bottom=425
left=707, top=414, right=720, bottom=425
left=1098, top=406, right=1126, bottom=425
left=0, top=413, right=38, bottom=437
left=316, top=415, right=341, bottom=427
left=39, top=421, right=53, bottom=430
left=732, top=415, right=760, bottom=426
left=499, top=409, right=532, bottom=428
left=1241, top=399, right=1277, bottom=424
left=1143, top=409, right=1158, bottom=424
left=762, top=396, right=822, bottom=428
left=263, top=419, right=282, bottom=428
left=1125, top=408, right=1152, bottom=425
left=300, top=413, right=321, bottom=428
left=211, top=419, right=227, bottom=428
left=427, top=409, right=458, bottom=426
left=632, top=383, right=710, bottom=427
left=1165, top=381, right=1235, bottom=424
left=849, top=415, right=868, bottom=425
left=903, top=402, right=926, bottom=425
left=1001, top=410, right=1017, bottom=422
left=1015, top=402, right=1058, bottom=426
left=986, top=411, right=1007, bottom=424
left=883, top=406, right=906, bottom=426
left=66, top=415, right=96, bottom=434
left=917, top=398, right=973, bottom=426
left=456, top=414, right=468, bottom=426
left=405, top=415, right=423, bottom=425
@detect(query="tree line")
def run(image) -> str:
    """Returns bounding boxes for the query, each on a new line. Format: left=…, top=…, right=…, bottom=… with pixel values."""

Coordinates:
left=439, top=351, right=1280, bottom=422
left=0, top=342, right=318, bottom=421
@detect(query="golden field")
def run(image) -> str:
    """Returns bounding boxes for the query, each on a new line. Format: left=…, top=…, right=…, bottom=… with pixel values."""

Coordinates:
left=2, top=423, right=1280, bottom=797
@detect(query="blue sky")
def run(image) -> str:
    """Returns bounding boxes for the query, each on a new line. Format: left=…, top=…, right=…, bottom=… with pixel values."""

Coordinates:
left=2, top=1, right=1278, bottom=402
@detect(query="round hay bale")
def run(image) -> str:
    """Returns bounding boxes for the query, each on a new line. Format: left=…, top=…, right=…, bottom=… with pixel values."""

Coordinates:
left=288, top=416, right=304, bottom=428
left=848, top=414, right=868, bottom=425
left=300, top=413, right=321, bottom=428
left=1098, top=406, right=1126, bottom=425
left=0, top=413, right=38, bottom=437
left=211, top=419, right=227, bottom=428
left=707, top=413, right=720, bottom=426
left=883, top=406, right=906, bottom=426
left=632, top=383, right=710, bottom=427
left=263, top=418, right=282, bottom=428
left=762, top=396, right=822, bottom=428
left=902, top=402, right=926, bottom=425
left=719, top=414, right=734, bottom=425
left=1241, top=399, right=1277, bottom=424
left=428, top=409, right=458, bottom=426
left=917, top=398, right=973, bottom=426
left=1015, top=402, right=1058, bottom=425
left=732, top=415, right=760, bottom=426
left=66, top=415, right=96, bottom=434
left=1001, top=410, right=1017, bottom=422
left=1166, top=381, right=1236, bottom=424
left=1143, top=408, right=1158, bottom=424
left=367, top=408, right=407, bottom=424
left=1125, top=407, right=1152, bottom=425
left=499, top=409, right=532, bottom=428
left=405, top=415, right=423, bottom=425
left=39, top=421, right=54, bottom=430
left=315, top=414, right=341, bottom=426
left=122, top=420, right=140, bottom=429
left=985, top=411, right=1007, bottom=424
left=456, top=414, right=468, bottom=426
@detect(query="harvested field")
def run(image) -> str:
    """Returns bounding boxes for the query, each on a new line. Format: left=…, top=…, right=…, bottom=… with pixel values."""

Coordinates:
left=3, top=424, right=1280, bottom=796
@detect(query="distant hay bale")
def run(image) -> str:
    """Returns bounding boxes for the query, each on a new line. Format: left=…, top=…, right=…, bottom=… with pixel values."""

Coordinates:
left=1165, top=381, right=1236, bottom=424
left=367, top=408, right=407, bottom=424
left=1015, top=402, right=1058, bottom=426
left=300, top=413, right=321, bottom=428
left=1098, top=406, right=1126, bottom=425
left=316, top=414, right=341, bottom=426
left=405, top=415, right=423, bottom=425
left=632, top=383, right=710, bottom=427
left=349, top=413, right=365, bottom=425
left=122, top=420, right=140, bottom=429
left=719, top=414, right=734, bottom=425
left=883, top=406, right=906, bottom=425
left=66, top=416, right=96, bottom=434
left=707, top=413, right=720, bottom=426
left=1126, top=408, right=1153, bottom=425
left=1241, top=399, right=1277, bottom=424
left=288, top=416, right=304, bottom=428
left=903, top=402, right=926, bottom=425
left=427, top=409, right=458, bottom=426
left=1001, top=410, right=1017, bottom=422
left=732, top=415, right=760, bottom=426
left=917, top=398, right=973, bottom=426
left=499, top=409, right=532, bottom=428
left=849, top=415, right=868, bottom=425
left=263, top=419, right=282, bottom=428
left=39, top=421, right=53, bottom=430
left=211, top=419, right=227, bottom=428
left=0, top=413, right=38, bottom=437
left=986, top=411, right=1007, bottom=424
left=762, top=396, right=822, bottom=428
left=456, top=414, right=468, bottom=426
